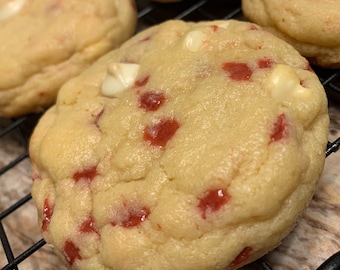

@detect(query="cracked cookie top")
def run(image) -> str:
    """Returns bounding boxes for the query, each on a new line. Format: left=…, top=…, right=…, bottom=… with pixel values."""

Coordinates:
left=30, top=20, right=329, bottom=270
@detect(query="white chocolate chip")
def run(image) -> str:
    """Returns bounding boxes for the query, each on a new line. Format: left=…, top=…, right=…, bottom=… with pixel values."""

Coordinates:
left=271, top=64, right=312, bottom=100
left=183, top=30, right=207, bottom=52
left=101, top=63, right=140, bottom=98
left=213, top=21, right=230, bottom=29
left=0, top=0, right=25, bottom=21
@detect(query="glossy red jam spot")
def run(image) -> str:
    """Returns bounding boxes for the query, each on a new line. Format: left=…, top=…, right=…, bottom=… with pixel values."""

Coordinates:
left=270, top=113, right=288, bottom=143
left=42, top=198, right=54, bottom=232
left=143, top=118, right=180, bottom=148
left=228, top=247, right=253, bottom=269
left=198, top=189, right=230, bottom=219
left=139, top=91, right=166, bottom=111
left=135, top=75, right=150, bottom=87
left=80, top=216, right=98, bottom=234
left=257, top=58, right=274, bottom=69
left=222, top=62, right=252, bottom=81
left=63, top=240, right=82, bottom=267
left=73, top=166, right=98, bottom=183
left=112, top=206, right=150, bottom=228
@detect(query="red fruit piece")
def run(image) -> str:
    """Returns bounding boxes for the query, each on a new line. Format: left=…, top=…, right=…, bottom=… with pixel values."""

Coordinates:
left=73, top=166, right=98, bottom=183
left=38, top=90, right=46, bottom=97
left=80, top=216, right=98, bottom=234
left=143, top=118, right=180, bottom=148
left=135, top=75, right=150, bottom=87
left=210, top=25, right=219, bottom=32
left=32, top=171, right=41, bottom=181
left=112, top=206, right=150, bottom=228
left=139, top=91, right=166, bottom=112
left=222, top=62, right=253, bottom=81
left=139, top=36, right=152, bottom=43
left=198, top=189, right=230, bottom=219
left=42, top=198, right=54, bottom=232
left=257, top=58, right=274, bottom=69
left=228, top=247, right=253, bottom=269
left=249, top=24, right=259, bottom=30
left=270, top=113, right=288, bottom=143
left=305, top=64, right=314, bottom=73
left=63, top=240, right=82, bottom=267
left=45, top=1, right=63, bottom=14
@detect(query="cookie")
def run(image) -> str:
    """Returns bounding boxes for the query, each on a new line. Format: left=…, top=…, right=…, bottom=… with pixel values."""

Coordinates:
left=0, top=0, right=137, bottom=117
left=242, top=0, right=340, bottom=68
left=30, top=20, right=329, bottom=270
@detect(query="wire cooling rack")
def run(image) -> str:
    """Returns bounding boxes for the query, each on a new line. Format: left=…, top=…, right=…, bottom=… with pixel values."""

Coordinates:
left=1, top=0, right=340, bottom=269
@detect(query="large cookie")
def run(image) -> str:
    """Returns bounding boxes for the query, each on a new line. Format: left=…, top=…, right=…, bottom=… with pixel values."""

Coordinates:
left=0, top=0, right=137, bottom=117
left=242, top=0, right=340, bottom=68
left=30, top=20, right=329, bottom=269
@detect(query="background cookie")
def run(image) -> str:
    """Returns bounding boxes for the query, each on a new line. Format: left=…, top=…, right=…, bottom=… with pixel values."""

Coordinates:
left=242, top=0, right=340, bottom=68
left=0, top=0, right=137, bottom=117
left=30, top=20, right=329, bottom=269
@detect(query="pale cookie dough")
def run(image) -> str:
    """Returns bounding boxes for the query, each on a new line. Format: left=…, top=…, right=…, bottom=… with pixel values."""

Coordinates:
left=30, top=20, right=329, bottom=270
left=0, top=0, right=137, bottom=117
left=242, top=0, right=340, bottom=68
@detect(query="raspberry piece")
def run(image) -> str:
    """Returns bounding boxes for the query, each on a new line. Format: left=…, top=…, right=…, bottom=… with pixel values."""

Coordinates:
left=38, top=91, right=46, bottom=97
left=112, top=206, right=150, bottom=228
left=143, top=118, right=180, bottom=148
left=257, top=58, right=274, bottom=69
left=139, top=91, right=166, bottom=111
left=32, top=171, right=41, bottom=181
left=210, top=25, right=219, bottom=32
left=198, top=189, right=230, bottom=219
left=270, top=113, right=288, bottom=142
left=45, top=1, right=62, bottom=14
left=222, top=62, right=253, bottom=81
left=80, top=216, right=98, bottom=234
left=249, top=24, right=259, bottom=30
left=305, top=64, right=314, bottom=72
left=228, top=247, right=253, bottom=269
left=42, top=198, right=54, bottom=232
left=73, top=166, right=98, bottom=183
left=135, top=75, right=150, bottom=87
left=63, top=240, right=82, bottom=267
left=139, top=36, right=151, bottom=43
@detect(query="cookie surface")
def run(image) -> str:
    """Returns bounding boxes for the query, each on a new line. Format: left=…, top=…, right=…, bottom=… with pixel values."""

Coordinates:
left=30, top=20, right=329, bottom=270
left=242, top=0, right=340, bottom=68
left=0, top=0, right=136, bottom=117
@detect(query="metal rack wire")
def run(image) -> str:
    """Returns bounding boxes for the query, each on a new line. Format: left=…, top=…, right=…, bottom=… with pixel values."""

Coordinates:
left=0, top=0, right=340, bottom=269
